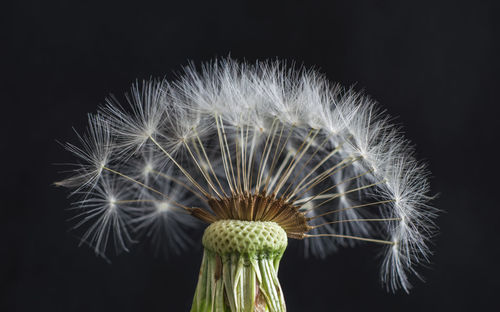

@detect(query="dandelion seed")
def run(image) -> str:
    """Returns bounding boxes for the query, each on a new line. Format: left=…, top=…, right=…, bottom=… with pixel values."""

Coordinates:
left=55, top=114, right=113, bottom=194
left=70, top=176, right=135, bottom=254
left=57, top=58, right=437, bottom=311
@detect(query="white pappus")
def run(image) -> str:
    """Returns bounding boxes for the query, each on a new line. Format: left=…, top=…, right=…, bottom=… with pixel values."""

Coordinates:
left=57, top=58, right=437, bottom=293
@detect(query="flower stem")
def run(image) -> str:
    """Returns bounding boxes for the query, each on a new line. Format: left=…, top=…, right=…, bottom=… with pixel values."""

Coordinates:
left=190, top=220, right=288, bottom=312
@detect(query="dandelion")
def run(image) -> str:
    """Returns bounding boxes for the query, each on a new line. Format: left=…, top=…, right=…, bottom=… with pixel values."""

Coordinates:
left=57, top=59, right=437, bottom=311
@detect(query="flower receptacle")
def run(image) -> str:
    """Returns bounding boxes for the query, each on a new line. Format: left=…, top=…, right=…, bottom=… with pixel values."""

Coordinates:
left=191, top=220, right=288, bottom=312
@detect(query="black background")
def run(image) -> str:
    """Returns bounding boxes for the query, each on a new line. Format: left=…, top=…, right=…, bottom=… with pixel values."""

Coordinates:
left=3, top=0, right=499, bottom=311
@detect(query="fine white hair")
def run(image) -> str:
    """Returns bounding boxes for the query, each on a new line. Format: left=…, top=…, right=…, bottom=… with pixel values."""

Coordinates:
left=58, top=58, right=437, bottom=292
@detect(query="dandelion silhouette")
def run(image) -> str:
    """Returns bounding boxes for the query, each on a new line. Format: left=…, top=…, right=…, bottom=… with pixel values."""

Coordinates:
left=57, top=59, right=437, bottom=311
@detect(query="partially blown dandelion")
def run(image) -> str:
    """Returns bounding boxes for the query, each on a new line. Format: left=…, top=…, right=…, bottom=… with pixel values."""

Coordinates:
left=57, top=59, right=437, bottom=311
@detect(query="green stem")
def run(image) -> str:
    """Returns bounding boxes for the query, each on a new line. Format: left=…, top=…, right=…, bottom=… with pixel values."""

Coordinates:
left=191, top=249, right=286, bottom=312
left=190, top=220, right=287, bottom=312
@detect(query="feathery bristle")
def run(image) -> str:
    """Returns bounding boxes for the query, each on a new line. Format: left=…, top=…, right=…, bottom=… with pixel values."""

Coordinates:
left=58, top=58, right=437, bottom=292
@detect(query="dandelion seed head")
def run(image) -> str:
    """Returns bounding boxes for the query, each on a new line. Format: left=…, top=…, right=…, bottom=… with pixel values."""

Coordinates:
left=58, top=58, right=437, bottom=292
